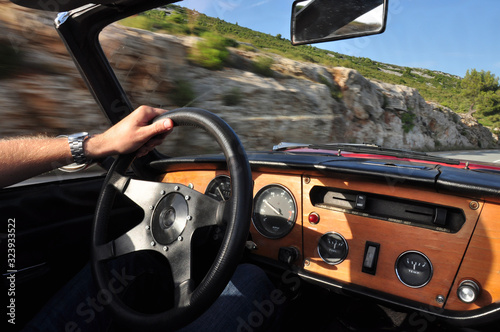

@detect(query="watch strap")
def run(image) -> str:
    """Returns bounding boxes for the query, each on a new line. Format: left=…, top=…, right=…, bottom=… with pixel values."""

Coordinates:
left=67, top=132, right=90, bottom=165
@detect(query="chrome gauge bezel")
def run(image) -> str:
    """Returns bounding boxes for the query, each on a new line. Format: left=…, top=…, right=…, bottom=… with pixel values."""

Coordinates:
left=252, top=184, right=297, bottom=239
left=395, top=250, right=433, bottom=288
left=317, top=232, right=349, bottom=265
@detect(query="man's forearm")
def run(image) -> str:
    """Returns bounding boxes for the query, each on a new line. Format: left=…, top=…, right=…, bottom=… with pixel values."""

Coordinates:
left=0, top=136, right=73, bottom=188
left=0, top=106, right=173, bottom=188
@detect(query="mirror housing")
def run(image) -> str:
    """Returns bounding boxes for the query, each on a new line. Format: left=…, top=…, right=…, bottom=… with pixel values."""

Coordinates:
left=291, top=0, right=388, bottom=45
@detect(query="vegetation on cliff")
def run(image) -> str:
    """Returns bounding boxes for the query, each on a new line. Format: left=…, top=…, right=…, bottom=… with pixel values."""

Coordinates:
left=119, top=5, right=500, bottom=134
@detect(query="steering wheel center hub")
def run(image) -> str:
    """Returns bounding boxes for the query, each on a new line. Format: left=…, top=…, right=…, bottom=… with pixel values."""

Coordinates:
left=152, top=193, right=188, bottom=245
left=160, top=208, right=176, bottom=229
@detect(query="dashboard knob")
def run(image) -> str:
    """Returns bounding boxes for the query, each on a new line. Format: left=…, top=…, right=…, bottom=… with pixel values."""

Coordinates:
left=457, top=280, right=481, bottom=303
left=279, top=246, right=300, bottom=264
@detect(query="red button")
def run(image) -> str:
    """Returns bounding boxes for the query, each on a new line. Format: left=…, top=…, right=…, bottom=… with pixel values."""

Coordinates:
left=308, top=212, right=320, bottom=224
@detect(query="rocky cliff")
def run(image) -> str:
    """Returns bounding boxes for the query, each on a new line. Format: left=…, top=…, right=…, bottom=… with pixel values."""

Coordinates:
left=0, top=2, right=111, bottom=137
left=0, top=1, right=497, bottom=152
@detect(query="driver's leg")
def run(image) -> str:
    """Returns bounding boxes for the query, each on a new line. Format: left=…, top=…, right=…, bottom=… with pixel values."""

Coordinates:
left=22, top=262, right=280, bottom=332
left=21, top=263, right=113, bottom=332
left=178, top=263, right=282, bottom=332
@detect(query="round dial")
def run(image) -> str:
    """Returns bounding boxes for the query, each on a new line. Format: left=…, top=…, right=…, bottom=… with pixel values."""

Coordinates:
left=318, top=232, right=348, bottom=265
left=252, top=184, right=297, bottom=239
left=205, top=175, right=231, bottom=201
left=395, top=251, right=433, bottom=288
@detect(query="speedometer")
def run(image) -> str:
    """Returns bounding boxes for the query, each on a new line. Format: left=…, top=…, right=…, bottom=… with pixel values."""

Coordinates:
left=252, top=184, right=297, bottom=239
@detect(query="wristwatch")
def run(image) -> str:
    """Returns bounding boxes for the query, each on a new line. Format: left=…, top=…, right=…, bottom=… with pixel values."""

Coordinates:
left=67, top=132, right=91, bottom=165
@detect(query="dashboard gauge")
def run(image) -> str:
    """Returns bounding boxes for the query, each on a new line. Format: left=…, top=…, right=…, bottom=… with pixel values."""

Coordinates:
left=395, top=251, right=433, bottom=288
left=205, top=175, right=231, bottom=201
left=252, top=184, right=297, bottom=239
left=318, top=232, right=348, bottom=265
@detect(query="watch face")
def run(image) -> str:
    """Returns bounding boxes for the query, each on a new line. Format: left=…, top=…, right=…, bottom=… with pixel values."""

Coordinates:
left=68, top=132, right=89, bottom=139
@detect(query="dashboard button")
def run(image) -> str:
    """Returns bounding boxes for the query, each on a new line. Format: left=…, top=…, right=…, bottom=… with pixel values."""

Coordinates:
left=308, top=212, right=320, bottom=224
left=433, top=207, right=447, bottom=226
left=362, top=242, right=380, bottom=275
left=356, top=194, right=367, bottom=209
left=457, top=280, right=481, bottom=303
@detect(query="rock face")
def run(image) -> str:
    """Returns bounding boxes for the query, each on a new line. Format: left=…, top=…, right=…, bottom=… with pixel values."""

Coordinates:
left=335, top=73, right=497, bottom=150
left=0, top=2, right=109, bottom=137
left=0, top=1, right=498, bottom=153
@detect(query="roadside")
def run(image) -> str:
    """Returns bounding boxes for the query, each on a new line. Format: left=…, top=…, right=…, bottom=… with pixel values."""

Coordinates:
left=429, top=149, right=500, bottom=164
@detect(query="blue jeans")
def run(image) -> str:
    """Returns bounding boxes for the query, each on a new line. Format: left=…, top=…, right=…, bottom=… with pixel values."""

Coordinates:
left=23, top=261, right=280, bottom=332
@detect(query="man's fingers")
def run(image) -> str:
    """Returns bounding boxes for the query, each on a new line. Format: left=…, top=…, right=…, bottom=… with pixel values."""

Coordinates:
left=136, top=147, right=150, bottom=158
left=137, top=106, right=168, bottom=121
left=150, top=118, right=174, bottom=136
left=144, top=137, right=165, bottom=149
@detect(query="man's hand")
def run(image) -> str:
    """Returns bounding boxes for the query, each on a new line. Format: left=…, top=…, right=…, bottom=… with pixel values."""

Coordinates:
left=85, top=106, right=174, bottom=159
left=0, top=105, right=172, bottom=188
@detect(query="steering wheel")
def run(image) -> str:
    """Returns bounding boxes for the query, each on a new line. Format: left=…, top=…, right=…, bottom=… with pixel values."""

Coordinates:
left=91, top=108, right=253, bottom=331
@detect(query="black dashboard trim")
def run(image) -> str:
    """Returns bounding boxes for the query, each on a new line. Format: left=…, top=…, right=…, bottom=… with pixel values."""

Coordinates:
left=298, top=269, right=500, bottom=327
left=150, top=152, right=500, bottom=199
left=436, top=167, right=500, bottom=199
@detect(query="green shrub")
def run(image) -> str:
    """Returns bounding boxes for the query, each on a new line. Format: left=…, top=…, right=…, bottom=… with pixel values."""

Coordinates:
left=401, top=112, right=416, bottom=133
left=223, top=38, right=239, bottom=48
left=189, top=33, right=230, bottom=70
left=119, top=11, right=190, bottom=35
left=170, top=79, right=195, bottom=106
left=222, top=87, right=243, bottom=106
left=239, top=44, right=256, bottom=52
left=120, top=15, right=155, bottom=31
left=252, top=56, right=274, bottom=77
left=318, top=75, right=343, bottom=101
left=169, top=12, right=187, bottom=25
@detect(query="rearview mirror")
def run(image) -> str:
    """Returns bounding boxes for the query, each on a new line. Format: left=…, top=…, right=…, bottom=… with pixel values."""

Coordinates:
left=291, top=0, right=388, bottom=45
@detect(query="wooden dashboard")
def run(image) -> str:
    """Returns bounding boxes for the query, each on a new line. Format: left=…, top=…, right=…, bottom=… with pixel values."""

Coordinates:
left=159, top=166, right=500, bottom=315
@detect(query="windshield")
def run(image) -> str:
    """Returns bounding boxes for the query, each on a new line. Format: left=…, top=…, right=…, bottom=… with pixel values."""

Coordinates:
left=100, top=0, right=500, bottom=158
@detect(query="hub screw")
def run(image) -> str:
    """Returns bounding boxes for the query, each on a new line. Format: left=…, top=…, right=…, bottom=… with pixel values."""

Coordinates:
left=150, top=241, right=156, bottom=246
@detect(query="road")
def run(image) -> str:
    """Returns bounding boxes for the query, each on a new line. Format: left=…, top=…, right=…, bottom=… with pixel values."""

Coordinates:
left=429, top=150, right=500, bottom=164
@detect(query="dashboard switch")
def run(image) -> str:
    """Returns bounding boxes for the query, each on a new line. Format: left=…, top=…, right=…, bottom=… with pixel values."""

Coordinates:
left=362, top=242, right=380, bottom=275
left=356, top=194, right=367, bottom=209
left=433, top=207, right=447, bottom=226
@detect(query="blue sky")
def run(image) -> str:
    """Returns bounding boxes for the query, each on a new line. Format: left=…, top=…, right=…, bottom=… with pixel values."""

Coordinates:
left=340, top=0, right=500, bottom=78
left=183, top=0, right=500, bottom=79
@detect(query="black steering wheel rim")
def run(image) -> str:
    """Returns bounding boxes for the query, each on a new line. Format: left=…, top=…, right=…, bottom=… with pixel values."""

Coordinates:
left=91, top=108, right=253, bottom=331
